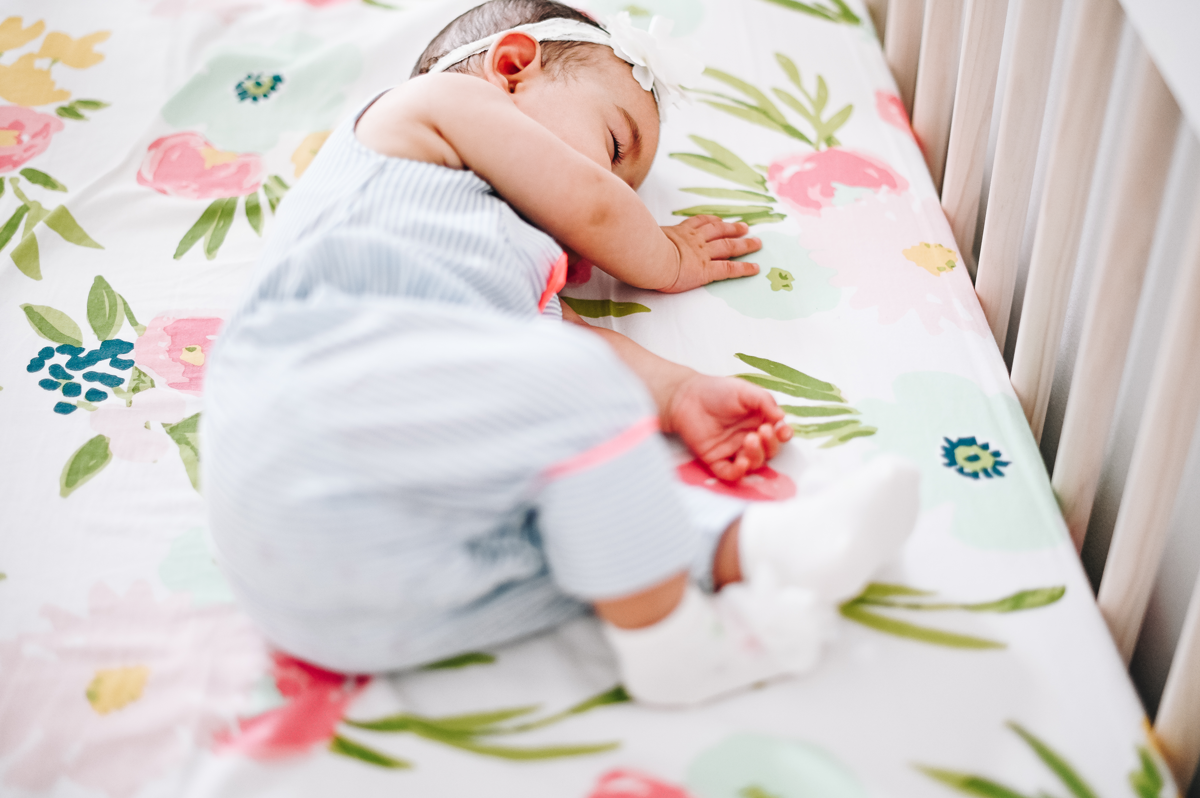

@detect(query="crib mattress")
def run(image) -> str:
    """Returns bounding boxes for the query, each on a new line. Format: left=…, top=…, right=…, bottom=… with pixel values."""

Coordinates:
left=0, top=0, right=1176, bottom=796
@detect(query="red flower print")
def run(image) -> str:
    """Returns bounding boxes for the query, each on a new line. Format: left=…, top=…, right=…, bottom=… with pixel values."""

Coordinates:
left=212, top=652, right=369, bottom=759
left=677, top=459, right=797, bottom=501
left=588, top=769, right=695, bottom=798
left=0, top=105, right=63, bottom=173
left=768, top=149, right=909, bottom=217
left=137, top=131, right=264, bottom=200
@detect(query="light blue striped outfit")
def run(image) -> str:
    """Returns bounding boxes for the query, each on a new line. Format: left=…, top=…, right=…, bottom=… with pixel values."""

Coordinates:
left=202, top=98, right=742, bottom=673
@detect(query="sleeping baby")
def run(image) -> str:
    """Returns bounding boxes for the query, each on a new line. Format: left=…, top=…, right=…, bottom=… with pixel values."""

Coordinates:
left=202, top=0, right=919, bottom=707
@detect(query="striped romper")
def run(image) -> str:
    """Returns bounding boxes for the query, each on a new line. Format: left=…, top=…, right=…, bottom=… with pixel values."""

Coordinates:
left=202, top=100, right=742, bottom=673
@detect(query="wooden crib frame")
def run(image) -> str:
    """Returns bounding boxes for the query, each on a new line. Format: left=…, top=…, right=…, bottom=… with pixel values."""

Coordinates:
left=867, top=0, right=1200, bottom=787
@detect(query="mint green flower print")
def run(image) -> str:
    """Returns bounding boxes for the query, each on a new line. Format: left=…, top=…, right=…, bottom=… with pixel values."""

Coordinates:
left=162, top=33, right=361, bottom=153
left=858, top=372, right=1066, bottom=551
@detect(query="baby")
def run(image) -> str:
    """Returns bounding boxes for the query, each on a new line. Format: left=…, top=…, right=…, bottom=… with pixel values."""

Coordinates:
left=203, top=0, right=919, bottom=707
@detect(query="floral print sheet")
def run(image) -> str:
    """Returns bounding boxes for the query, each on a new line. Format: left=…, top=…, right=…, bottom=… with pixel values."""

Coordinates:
left=0, top=1, right=1177, bottom=796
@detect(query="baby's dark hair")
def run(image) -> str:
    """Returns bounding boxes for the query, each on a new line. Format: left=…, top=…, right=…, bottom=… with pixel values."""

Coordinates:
left=411, top=0, right=606, bottom=79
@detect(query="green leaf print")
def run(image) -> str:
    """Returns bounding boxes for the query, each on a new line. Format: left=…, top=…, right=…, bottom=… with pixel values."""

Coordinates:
left=44, top=205, right=103, bottom=248
left=857, top=586, right=1066, bottom=614
left=329, top=734, right=412, bottom=768
left=841, top=582, right=1064, bottom=649
left=422, top=651, right=496, bottom=670
left=163, top=413, right=201, bottom=491
left=204, top=197, right=238, bottom=259
left=681, top=187, right=777, bottom=203
left=1129, top=747, right=1165, bottom=798
left=756, top=0, right=861, bottom=25
left=0, top=204, right=30, bottom=251
left=244, top=192, right=263, bottom=236
left=87, top=276, right=125, bottom=341
left=175, top=200, right=222, bottom=260
left=119, top=295, right=146, bottom=336
left=1008, top=723, right=1099, bottom=798
left=917, top=723, right=1156, bottom=798
left=669, top=136, right=768, bottom=191
left=112, top=367, right=154, bottom=407
left=21, top=304, right=83, bottom=347
left=60, top=435, right=112, bottom=498
left=733, top=354, right=875, bottom=447
left=262, top=175, right=290, bottom=213
left=19, top=168, right=67, bottom=192
left=917, top=767, right=1035, bottom=798
left=344, top=685, right=628, bottom=766
left=11, top=230, right=39, bottom=280
left=560, top=297, right=651, bottom=318
left=839, top=602, right=1005, bottom=649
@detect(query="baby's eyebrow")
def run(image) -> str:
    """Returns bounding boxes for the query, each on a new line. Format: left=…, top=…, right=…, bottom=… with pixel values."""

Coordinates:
left=618, top=106, right=642, bottom=162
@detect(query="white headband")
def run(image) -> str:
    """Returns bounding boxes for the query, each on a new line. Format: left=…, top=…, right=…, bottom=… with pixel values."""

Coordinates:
left=425, top=13, right=703, bottom=119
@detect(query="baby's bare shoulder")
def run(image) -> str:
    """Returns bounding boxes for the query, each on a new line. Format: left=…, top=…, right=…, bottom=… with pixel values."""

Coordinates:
left=356, top=75, right=507, bottom=164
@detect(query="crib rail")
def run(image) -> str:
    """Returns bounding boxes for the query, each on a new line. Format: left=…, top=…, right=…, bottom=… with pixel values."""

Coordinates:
left=878, top=0, right=1200, bottom=788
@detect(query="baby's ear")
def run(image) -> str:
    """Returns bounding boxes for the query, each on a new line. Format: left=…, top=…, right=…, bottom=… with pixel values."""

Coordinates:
left=485, top=32, right=542, bottom=92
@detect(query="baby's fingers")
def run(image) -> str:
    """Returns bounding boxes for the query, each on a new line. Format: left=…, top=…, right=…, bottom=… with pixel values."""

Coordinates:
left=706, top=235, right=762, bottom=261
left=697, top=218, right=754, bottom=242
left=741, top=431, right=766, bottom=471
left=709, top=452, right=750, bottom=483
left=709, top=259, right=760, bottom=282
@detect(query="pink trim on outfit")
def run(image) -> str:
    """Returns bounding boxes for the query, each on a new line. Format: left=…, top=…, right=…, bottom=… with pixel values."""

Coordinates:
left=538, top=252, right=569, bottom=312
left=544, top=416, right=661, bottom=481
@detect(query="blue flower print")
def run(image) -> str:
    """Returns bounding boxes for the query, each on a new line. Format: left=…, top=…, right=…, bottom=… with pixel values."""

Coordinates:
left=942, top=436, right=1010, bottom=479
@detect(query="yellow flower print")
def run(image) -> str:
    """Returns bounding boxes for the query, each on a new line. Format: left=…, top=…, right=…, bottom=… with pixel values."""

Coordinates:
left=85, top=665, right=150, bottom=715
left=0, top=17, right=45, bottom=52
left=0, top=53, right=71, bottom=106
left=902, top=242, right=958, bottom=276
left=291, top=130, right=330, bottom=178
left=37, top=30, right=110, bottom=69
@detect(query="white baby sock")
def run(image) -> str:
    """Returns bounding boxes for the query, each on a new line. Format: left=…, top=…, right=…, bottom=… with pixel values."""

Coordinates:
left=603, top=582, right=834, bottom=707
left=739, top=454, right=920, bottom=603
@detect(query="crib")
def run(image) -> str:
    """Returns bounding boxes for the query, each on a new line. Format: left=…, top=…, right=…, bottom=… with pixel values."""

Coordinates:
left=2, top=0, right=1198, bottom=795
left=874, top=0, right=1200, bottom=785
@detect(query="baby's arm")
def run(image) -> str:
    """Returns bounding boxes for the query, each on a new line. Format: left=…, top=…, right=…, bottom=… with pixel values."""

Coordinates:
left=562, top=304, right=791, bottom=480
left=357, top=76, right=760, bottom=292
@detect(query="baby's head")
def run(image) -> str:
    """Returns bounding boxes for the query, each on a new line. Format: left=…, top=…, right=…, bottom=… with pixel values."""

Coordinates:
left=413, top=0, right=661, bottom=187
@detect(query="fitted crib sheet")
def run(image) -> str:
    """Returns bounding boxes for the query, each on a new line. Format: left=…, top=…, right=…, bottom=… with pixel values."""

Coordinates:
left=0, top=0, right=1177, bottom=796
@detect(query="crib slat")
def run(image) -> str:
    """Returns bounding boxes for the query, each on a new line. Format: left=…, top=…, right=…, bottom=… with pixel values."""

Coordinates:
left=865, top=0, right=889, bottom=41
left=1097, top=200, right=1200, bottom=664
left=1051, top=50, right=1179, bottom=550
left=884, top=0, right=924, bottom=115
left=972, top=0, right=1065, bottom=350
left=1156, top=568, right=1200, bottom=790
left=941, top=0, right=1009, bottom=263
left=1009, top=0, right=1124, bottom=442
left=911, top=0, right=965, bottom=192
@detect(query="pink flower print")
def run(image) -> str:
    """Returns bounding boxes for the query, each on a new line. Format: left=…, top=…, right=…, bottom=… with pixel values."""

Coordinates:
left=567, top=255, right=594, bottom=285
left=134, top=314, right=223, bottom=395
left=796, top=192, right=988, bottom=335
left=0, top=104, right=64, bottom=172
left=588, top=769, right=695, bottom=798
left=768, top=148, right=909, bottom=217
left=0, top=581, right=265, bottom=798
left=137, top=132, right=264, bottom=200
left=875, top=90, right=914, bottom=139
left=89, top=388, right=187, bottom=462
left=212, top=652, right=369, bottom=759
left=677, top=459, right=797, bottom=501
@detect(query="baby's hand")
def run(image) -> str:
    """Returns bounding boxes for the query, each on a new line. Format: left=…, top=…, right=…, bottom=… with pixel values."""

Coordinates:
left=665, top=374, right=793, bottom=482
left=659, top=216, right=763, bottom=293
